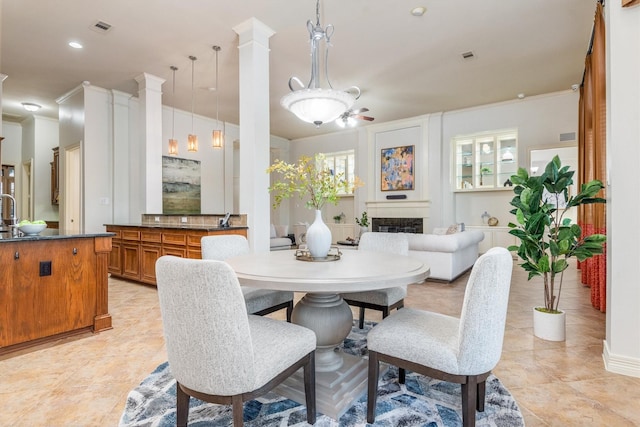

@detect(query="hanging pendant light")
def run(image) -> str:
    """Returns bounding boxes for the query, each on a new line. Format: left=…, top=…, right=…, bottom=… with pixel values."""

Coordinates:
left=211, top=45, right=224, bottom=149
left=168, top=65, right=179, bottom=156
left=280, top=0, right=360, bottom=127
left=187, top=55, right=198, bottom=152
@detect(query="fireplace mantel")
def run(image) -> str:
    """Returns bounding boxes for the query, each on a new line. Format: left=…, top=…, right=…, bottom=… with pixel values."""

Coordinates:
left=365, top=200, right=431, bottom=232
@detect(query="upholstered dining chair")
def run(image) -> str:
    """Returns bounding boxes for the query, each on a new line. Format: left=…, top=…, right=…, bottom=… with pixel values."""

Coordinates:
left=366, top=247, right=513, bottom=427
left=155, top=256, right=316, bottom=426
left=201, top=235, right=294, bottom=322
left=341, top=232, right=410, bottom=328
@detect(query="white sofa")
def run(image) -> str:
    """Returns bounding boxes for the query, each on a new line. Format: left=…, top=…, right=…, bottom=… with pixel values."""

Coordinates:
left=403, top=230, right=485, bottom=282
left=270, top=224, right=293, bottom=251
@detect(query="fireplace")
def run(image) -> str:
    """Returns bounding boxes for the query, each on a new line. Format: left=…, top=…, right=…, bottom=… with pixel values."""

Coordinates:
left=372, top=217, right=423, bottom=234
left=365, top=199, right=431, bottom=234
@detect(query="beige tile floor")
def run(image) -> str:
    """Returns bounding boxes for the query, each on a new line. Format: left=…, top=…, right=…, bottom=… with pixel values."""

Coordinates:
left=1, top=261, right=639, bottom=426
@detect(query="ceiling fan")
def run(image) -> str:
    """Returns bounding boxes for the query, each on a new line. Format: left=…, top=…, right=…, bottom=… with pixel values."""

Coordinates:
left=336, top=108, right=375, bottom=127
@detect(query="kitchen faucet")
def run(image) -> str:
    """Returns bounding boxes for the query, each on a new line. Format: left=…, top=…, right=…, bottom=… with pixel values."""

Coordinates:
left=0, top=194, right=19, bottom=236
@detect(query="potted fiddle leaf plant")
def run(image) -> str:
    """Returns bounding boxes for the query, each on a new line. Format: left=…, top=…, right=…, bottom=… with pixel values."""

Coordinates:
left=508, top=155, right=606, bottom=341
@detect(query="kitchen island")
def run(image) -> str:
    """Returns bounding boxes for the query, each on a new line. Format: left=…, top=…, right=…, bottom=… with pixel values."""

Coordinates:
left=105, top=223, right=248, bottom=286
left=0, top=230, right=113, bottom=354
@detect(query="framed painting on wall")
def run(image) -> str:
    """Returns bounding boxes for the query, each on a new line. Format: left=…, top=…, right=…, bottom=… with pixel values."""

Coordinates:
left=380, top=145, right=414, bottom=191
left=162, top=156, right=201, bottom=214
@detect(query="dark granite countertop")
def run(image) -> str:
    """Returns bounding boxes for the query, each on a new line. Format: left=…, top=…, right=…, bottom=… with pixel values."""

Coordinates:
left=0, top=228, right=115, bottom=243
left=104, top=223, right=248, bottom=231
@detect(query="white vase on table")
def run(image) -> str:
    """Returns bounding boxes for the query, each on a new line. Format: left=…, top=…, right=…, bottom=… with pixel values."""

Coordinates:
left=306, top=210, right=332, bottom=258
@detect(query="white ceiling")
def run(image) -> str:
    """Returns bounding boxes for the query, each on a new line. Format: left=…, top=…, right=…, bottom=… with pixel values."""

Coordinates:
left=1, top=0, right=597, bottom=141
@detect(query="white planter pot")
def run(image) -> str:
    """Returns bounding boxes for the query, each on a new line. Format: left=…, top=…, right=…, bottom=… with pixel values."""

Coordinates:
left=359, top=226, right=368, bottom=238
left=533, top=307, right=566, bottom=341
left=306, top=210, right=332, bottom=258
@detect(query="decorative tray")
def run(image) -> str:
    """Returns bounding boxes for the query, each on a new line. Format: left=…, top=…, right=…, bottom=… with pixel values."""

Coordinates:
left=295, top=246, right=342, bottom=262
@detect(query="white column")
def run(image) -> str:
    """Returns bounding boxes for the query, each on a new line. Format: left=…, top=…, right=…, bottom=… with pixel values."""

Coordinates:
left=111, top=90, right=133, bottom=223
left=233, top=18, right=275, bottom=253
left=604, top=2, right=640, bottom=377
left=134, top=73, right=165, bottom=215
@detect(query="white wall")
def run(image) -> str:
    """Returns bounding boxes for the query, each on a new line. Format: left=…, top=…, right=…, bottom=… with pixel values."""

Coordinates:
left=287, top=128, right=360, bottom=227
left=284, top=91, right=578, bottom=233
left=1, top=121, right=22, bottom=165
left=83, top=85, right=113, bottom=233
left=442, top=91, right=579, bottom=228
left=604, top=1, right=640, bottom=377
left=1, top=121, right=23, bottom=219
left=19, top=115, right=59, bottom=222
left=57, top=84, right=86, bottom=233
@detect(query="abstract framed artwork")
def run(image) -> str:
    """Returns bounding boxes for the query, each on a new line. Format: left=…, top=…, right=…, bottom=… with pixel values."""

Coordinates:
left=381, top=145, right=415, bottom=191
left=162, top=156, right=201, bottom=214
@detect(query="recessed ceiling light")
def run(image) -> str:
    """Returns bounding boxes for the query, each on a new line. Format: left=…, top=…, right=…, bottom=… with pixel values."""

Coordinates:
left=22, top=102, right=42, bottom=112
left=411, top=6, right=427, bottom=16
left=68, top=41, right=83, bottom=49
left=517, top=93, right=525, bottom=99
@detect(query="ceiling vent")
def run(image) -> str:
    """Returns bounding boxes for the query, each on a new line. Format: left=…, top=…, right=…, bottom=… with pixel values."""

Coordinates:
left=461, top=51, right=475, bottom=60
left=90, top=20, right=112, bottom=33
left=559, top=132, right=576, bottom=142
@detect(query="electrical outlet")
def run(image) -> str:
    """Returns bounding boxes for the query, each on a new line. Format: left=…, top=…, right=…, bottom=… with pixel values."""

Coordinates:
left=40, top=261, right=52, bottom=277
left=181, top=217, right=188, bottom=223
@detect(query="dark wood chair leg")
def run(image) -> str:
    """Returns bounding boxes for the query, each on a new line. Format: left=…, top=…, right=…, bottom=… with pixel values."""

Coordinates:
left=367, top=351, right=380, bottom=424
left=358, top=307, right=365, bottom=329
left=232, top=395, right=243, bottom=426
left=398, top=367, right=406, bottom=384
left=176, top=382, right=190, bottom=427
left=304, top=352, right=316, bottom=424
left=476, top=379, right=486, bottom=412
left=286, top=301, right=293, bottom=323
left=382, top=307, right=390, bottom=318
left=461, top=376, right=477, bottom=427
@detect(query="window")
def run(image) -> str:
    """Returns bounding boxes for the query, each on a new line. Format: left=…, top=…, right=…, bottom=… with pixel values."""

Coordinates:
left=452, top=129, right=518, bottom=191
left=319, top=149, right=356, bottom=195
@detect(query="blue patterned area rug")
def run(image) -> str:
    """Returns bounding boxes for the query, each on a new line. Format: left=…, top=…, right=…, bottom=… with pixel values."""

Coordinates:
left=120, top=321, right=524, bottom=426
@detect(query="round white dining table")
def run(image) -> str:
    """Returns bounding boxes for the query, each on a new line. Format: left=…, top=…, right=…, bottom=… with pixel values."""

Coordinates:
left=226, top=248, right=430, bottom=372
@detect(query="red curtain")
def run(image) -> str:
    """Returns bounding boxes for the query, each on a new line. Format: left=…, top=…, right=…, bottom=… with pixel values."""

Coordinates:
left=577, top=2, right=607, bottom=312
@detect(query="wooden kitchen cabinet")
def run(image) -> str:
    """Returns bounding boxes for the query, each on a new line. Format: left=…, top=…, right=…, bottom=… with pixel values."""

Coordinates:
left=141, top=244, right=162, bottom=284
left=0, top=234, right=112, bottom=353
left=105, top=224, right=248, bottom=286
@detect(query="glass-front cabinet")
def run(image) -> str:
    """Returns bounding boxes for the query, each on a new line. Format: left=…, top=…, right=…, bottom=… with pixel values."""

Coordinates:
left=453, top=129, right=518, bottom=191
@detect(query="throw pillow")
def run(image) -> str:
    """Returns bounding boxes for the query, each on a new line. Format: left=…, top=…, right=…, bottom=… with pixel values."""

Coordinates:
left=446, top=224, right=458, bottom=235
left=270, top=224, right=277, bottom=238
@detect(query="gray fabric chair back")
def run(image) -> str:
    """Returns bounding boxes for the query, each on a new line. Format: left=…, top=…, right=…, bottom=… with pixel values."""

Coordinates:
left=457, top=247, right=513, bottom=374
left=201, top=234, right=250, bottom=260
left=155, top=256, right=256, bottom=395
left=359, top=232, right=409, bottom=256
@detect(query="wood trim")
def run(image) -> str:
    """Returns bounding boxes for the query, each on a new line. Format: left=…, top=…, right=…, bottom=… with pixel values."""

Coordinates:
left=622, top=0, right=640, bottom=7
left=94, top=236, right=113, bottom=332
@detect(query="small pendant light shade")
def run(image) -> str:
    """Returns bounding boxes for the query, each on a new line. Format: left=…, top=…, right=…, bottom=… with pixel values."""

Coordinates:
left=168, top=65, right=179, bottom=156
left=211, top=45, right=224, bottom=149
left=187, top=134, right=198, bottom=152
left=212, top=129, right=224, bottom=149
left=168, top=139, right=178, bottom=155
left=187, top=55, right=198, bottom=152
